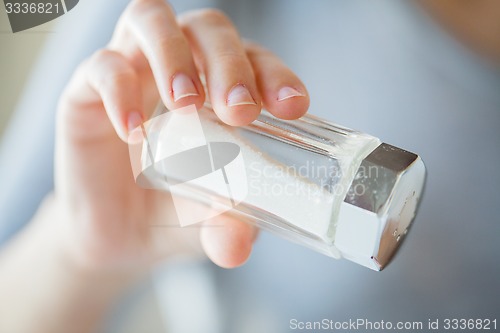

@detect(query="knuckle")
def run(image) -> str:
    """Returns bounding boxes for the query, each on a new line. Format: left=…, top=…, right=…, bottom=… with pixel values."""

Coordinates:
left=126, top=0, right=159, bottom=17
left=215, top=50, right=248, bottom=66
left=152, top=33, right=187, bottom=55
left=86, top=50, right=135, bottom=91
left=89, top=49, right=115, bottom=65
left=244, top=41, right=274, bottom=58
left=96, top=67, right=138, bottom=95
left=100, top=72, right=134, bottom=91
left=182, top=8, right=232, bottom=28
left=123, top=0, right=170, bottom=27
left=197, top=8, right=229, bottom=23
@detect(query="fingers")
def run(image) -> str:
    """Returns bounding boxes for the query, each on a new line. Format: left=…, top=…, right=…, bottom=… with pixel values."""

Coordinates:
left=200, top=214, right=258, bottom=268
left=113, top=0, right=205, bottom=111
left=245, top=42, right=309, bottom=119
left=180, top=9, right=262, bottom=126
left=61, top=49, right=143, bottom=142
left=110, top=2, right=308, bottom=127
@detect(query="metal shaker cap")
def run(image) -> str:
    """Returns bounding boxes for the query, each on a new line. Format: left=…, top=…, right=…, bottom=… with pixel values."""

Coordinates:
left=334, top=143, right=426, bottom=271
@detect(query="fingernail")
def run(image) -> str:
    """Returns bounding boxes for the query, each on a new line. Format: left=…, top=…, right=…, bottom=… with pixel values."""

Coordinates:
left=227, top=84, right=256, bottom=107
left=127, top=111, right=143, bottom=133
left=277, top=86, right=305, bottom=101
left=172, top=73, right=199, bottom=102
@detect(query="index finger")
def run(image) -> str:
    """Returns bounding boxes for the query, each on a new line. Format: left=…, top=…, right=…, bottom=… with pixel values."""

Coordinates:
left=110, top=0, right=205, bottom=111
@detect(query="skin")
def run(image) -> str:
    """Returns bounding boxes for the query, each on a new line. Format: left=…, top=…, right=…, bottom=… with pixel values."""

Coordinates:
left=0, top=2, right=309, bottom=332
left=0, top=0, right=498, bottom=332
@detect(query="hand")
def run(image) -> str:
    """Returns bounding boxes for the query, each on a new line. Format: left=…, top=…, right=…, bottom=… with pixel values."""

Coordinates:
left=54, top=0, right=310, bottom=273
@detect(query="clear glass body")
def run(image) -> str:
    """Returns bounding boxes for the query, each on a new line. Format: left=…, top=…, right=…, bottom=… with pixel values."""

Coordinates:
left=130, top=105, right=381, bottom=258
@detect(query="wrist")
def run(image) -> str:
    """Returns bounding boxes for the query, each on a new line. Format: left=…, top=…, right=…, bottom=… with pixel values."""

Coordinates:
left=35, top=193, right=149, bottom=281
left=0, top=194, right=144, bottom=333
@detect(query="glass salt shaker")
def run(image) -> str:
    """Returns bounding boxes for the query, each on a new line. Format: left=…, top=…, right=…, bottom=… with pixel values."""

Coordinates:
left=128, top=103, right=426, bottom=271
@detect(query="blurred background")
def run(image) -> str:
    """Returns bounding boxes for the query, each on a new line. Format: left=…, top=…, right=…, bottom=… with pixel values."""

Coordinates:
left=0, top=12, right=50, bottom=137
